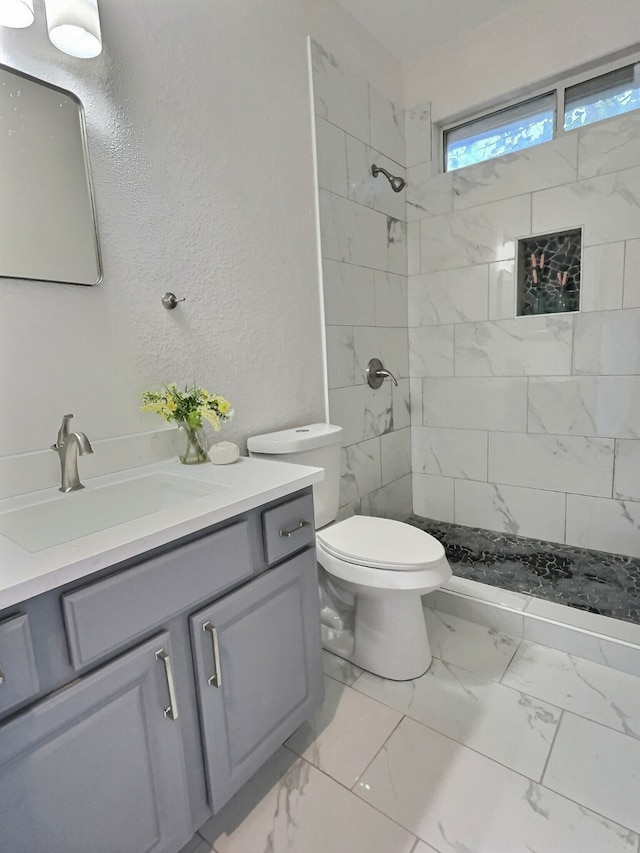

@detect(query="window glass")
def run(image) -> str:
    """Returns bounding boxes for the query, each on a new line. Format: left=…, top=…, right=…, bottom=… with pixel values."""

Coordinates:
left=564, top=62, right=640, bottom=130
left=445, top=94, right=555, bottom=172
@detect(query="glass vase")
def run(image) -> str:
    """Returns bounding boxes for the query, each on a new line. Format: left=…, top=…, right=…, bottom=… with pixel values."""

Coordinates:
left=556, top=288, right=573, bottom=312
left=178, top=421, right=209, bottom=464
left=531, top=288, right=547, bottom=315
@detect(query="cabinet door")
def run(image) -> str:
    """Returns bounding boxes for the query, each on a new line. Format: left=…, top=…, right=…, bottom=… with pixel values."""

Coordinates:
left=0, top=632, right=191, bottom=853
left=191, top=549, right=324, bottom=812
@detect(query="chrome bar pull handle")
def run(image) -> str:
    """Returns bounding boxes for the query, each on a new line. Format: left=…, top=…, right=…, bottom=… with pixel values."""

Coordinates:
left=279, top=520, right=311, bottom=538
left=155, top=649, right=179, bottom=720
left=203, top=622, right=222, bottom=687
left=0, top=665, right=4, bottom=685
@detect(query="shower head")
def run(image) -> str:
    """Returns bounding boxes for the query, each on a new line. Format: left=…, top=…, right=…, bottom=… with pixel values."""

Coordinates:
left=371, top=164, right=406, bottom=193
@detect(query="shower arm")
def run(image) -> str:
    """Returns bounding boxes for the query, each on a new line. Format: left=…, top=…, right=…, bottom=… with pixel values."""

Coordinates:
left=371, top=163, right=405, bottom=193
left=371, top=164, right=393, bottom=181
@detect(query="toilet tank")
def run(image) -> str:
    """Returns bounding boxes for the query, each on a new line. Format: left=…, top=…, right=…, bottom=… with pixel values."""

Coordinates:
left=247, top=423, right=342, bottom=529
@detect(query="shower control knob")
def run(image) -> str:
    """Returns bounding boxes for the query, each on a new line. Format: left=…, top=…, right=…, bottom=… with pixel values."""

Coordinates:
left=367, top=358, right=398, bottom=389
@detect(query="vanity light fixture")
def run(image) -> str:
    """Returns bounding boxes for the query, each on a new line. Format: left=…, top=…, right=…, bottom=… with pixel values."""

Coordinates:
left=44, top=0, right=102, bottom=58
left=0, top=0, right=101, bottom=57
left=0, top=0, right=34, bottom=28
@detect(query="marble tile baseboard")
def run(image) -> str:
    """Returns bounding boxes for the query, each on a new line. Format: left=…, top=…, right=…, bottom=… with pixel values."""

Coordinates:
left=429, top=582, right=640, bottom=679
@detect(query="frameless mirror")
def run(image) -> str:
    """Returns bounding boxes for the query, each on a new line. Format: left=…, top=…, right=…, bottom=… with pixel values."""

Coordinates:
left=0, top=64, right=101, bottom=285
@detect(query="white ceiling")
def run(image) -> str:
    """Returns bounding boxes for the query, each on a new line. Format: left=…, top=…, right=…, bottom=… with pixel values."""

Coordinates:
left=334, top=0, right=531, bottom=66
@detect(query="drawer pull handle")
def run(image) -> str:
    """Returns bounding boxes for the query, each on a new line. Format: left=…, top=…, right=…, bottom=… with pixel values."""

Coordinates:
left=279, top=520, right=311, bottom=539
left=203, top=622, right=222, bottom=688
left=0, top=665, right=4, bottom=685
left=155, top=649, right=179, bottom=721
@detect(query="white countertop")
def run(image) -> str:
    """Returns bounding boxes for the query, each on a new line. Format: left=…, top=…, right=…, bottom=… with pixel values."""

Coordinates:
left=0, top=456, right=323, bottom=611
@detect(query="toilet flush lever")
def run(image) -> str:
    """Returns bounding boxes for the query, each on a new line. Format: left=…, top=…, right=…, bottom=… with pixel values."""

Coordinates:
left=367, top=358, right=398, bottom=389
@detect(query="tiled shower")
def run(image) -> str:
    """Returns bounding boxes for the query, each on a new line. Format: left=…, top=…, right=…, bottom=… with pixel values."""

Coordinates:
left=310, top=37, right=640, bottom=618
left=408, top=106, right=640, bottom=559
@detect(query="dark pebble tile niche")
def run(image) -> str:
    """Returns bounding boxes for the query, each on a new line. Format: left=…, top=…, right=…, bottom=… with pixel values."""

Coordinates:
left=518, top=228, right=581, bottom=316
left=408, top=515, right=640, bottom=626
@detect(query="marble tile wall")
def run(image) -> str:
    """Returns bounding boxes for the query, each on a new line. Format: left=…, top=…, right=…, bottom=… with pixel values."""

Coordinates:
left=409, top=109, right=640, bottom=557
left=311, top=39, right=410, bottom=518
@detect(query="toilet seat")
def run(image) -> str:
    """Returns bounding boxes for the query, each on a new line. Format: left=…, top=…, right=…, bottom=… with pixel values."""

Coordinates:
left=317, top=515, right=446, bottom=571
left=316, top=542, right=451, bottom=591
left=316, top=516, right=451, bottom=593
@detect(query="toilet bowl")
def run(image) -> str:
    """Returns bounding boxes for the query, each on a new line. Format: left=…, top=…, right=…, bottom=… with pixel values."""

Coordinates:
left=316, top=515, right=451, bottom=680
left=247, top=423, right=452, bottom=681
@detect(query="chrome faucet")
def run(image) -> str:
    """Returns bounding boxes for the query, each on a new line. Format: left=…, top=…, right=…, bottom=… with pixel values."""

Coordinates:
left=51, top=414, right=93, bottom=493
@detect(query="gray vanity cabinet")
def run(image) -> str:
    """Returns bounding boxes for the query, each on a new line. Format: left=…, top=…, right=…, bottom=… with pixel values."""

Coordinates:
left=0, top=486, right=323, bottom=852
left=0, top=631, right=191, bottom=853
left=190, top=547, right=324, bottom=812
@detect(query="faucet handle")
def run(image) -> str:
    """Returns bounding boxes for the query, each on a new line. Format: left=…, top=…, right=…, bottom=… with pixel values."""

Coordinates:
left=55, top=413, right=74, bottom=448
left=366, top=358, right=399, bottom=389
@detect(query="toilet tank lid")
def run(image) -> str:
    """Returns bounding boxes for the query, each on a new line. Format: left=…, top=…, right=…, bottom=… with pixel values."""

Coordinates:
left=248, top=423, right=342, bottom=454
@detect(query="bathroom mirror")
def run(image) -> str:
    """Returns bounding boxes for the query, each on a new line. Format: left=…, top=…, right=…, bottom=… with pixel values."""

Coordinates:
left=0, top=64, right=101, bottom=285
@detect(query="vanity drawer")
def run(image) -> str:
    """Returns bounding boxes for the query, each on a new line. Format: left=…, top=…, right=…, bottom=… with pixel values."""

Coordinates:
left=0, top=613, right=40, bottom=715
left=63, top=520, right=253, bottom=670
left=261, top=493, right=315, bottom=565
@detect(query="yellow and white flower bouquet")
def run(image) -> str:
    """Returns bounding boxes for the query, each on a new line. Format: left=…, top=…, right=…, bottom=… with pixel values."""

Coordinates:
left=141, top=384, right=234, bottom=463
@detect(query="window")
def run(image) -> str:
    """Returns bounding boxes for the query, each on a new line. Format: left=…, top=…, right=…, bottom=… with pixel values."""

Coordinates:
left=445, top=94, right=554, bottom=172
left=443, top=57, right=640, bottom=172
left=564, top=61, right=640, bottom=130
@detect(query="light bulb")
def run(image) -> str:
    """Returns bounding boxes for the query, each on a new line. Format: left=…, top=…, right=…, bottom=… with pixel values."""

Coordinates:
left=44, top=0, right=102, bottom=58
left=0, top=0, right=35, bottom=28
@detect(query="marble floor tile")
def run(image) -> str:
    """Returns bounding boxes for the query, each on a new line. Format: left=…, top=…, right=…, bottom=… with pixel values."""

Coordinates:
left=429, top=588, right=526, bottom=638
left=413, top=843, right=440, bottom=853
left=284, top=675, right=402, bottom=787
left=544, top=712, right=640, bottom=834
left=501, top=641, right=640, bottom=738
left=353, top=658, right=560, bottom=780
left=322, top=650, right=363, bottom=685
left=355, top=717, right=638, bottom=853
left=199, top=746, right=417, bottom=853
left=423, top=608, right=520, bottom=679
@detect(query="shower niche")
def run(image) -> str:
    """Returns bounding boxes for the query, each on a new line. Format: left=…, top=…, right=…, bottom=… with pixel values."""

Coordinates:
left=517, top=228, right=581, bottom=316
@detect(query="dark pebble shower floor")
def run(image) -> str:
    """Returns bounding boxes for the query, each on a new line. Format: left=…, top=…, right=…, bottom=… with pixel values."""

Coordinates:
left=408, top=515, right=640, bottom=626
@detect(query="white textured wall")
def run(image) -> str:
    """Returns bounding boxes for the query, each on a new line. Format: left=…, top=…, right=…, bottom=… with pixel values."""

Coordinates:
left=405, top=0, right=640, bottom=122
left=0, top=0, right=400, bottom=493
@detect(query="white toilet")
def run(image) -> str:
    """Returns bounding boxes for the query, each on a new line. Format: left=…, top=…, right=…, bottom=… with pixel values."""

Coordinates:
left=247, top=423, right=451, bottom=681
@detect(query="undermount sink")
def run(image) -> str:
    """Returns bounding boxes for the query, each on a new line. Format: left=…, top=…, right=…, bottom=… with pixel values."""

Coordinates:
left=0, top=473, right=226, bottom=553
